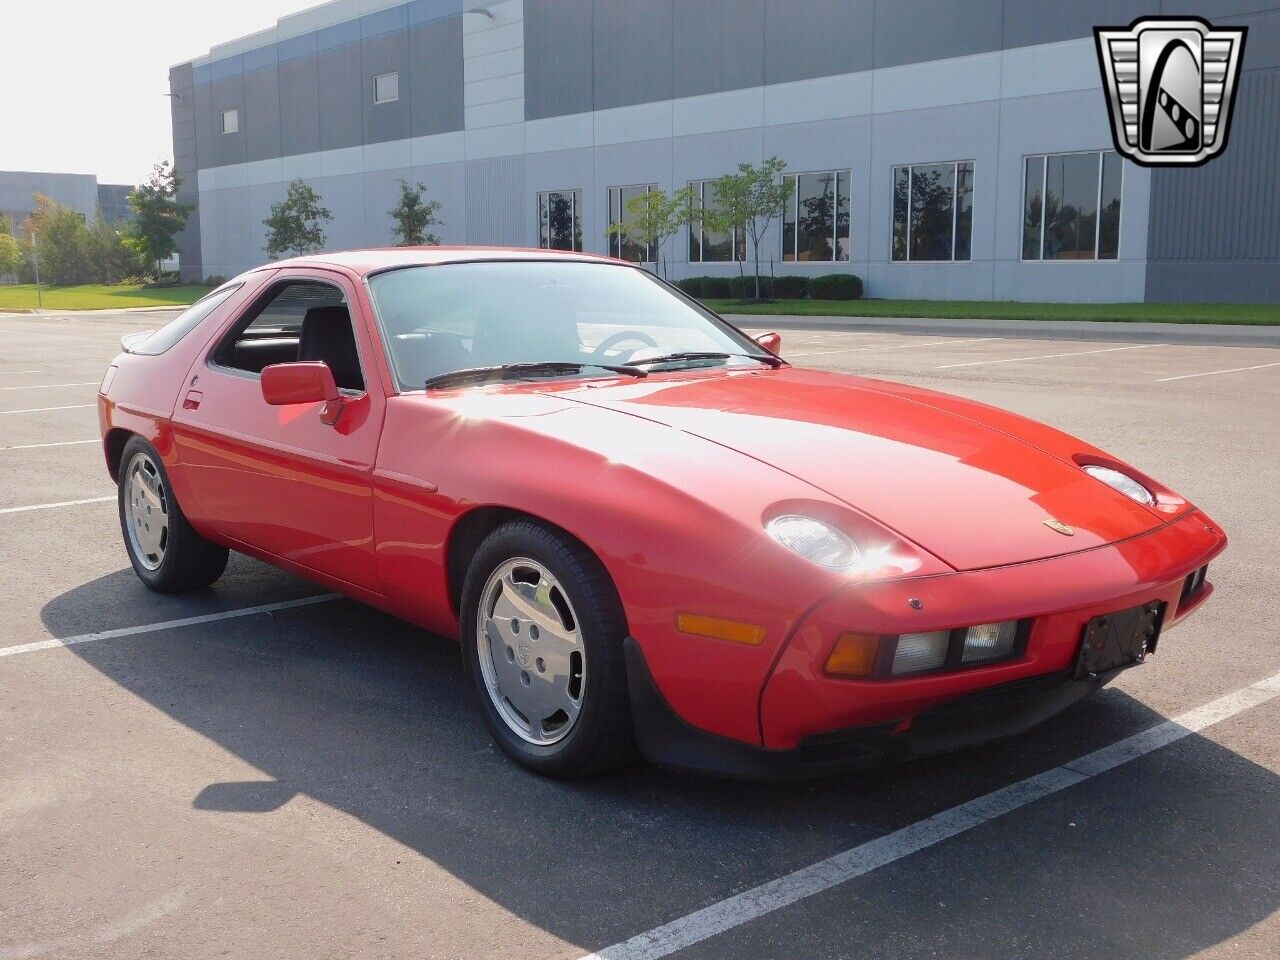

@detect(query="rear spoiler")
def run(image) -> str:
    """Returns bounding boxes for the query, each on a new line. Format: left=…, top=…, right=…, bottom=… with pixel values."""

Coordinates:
left=119, top=330, right=156, bottom=354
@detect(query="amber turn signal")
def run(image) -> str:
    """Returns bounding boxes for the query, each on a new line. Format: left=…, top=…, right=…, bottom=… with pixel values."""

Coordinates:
left=824, top=632, right=881, bottom=677
left=675, top=613, right=767, bottom=646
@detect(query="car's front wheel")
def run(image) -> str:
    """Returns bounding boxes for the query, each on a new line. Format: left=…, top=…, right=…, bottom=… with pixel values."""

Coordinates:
left=460, top=520, right=635, bottom=778
left=118, top=436, right=229, bottom=593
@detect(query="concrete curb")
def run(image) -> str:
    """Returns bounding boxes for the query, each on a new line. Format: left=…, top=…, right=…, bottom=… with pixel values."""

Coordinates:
left=723, top=314, right=1280, bottom=348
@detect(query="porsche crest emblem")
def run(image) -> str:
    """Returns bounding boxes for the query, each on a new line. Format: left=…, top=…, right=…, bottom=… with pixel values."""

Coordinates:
left=1044, top=519, right=1076, bottom=536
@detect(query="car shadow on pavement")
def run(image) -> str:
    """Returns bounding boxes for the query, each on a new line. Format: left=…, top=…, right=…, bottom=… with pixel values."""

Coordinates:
left=44, top=564, right=1280, bottom=959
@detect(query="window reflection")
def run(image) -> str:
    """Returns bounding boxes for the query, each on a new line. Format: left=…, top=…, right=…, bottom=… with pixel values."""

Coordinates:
left=891, top=162, right=972, bottom=262
left=688, top=179, right=744, bottom=263
left=781, top=171, right=851, bottom=262
left=1021, top=152, right=1122, bottom=261
left=538, top=190, right=582, bottom=252
left=608, top=184, right=657, bottom=262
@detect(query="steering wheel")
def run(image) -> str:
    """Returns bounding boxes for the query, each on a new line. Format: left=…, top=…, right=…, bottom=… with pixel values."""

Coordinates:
left=590, top=330, right=660, bottom=362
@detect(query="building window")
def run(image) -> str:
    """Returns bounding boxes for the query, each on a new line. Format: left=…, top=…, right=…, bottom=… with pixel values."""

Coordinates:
left=891, top=161, right=974, bottom=262
left=374, top=72, right=400, bottom=105
left=782, top=171, right=851, bottom=262
left=607, top=184, right=658, bottom=262
left=538, top=190, right=582, bottom=252
left=1022, top=151, right=1121, bottom=261
left=688, top=179, right=745, bottom=263
left=221, top=109, right=239, bottom=135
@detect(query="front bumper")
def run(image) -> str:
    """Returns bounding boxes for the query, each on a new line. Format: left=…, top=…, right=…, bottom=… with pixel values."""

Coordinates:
left=628, top=509, right=1226, bottom=778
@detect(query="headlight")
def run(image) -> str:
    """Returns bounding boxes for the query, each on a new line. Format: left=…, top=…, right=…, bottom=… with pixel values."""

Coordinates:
left=1083, top=465, right=1155, bottom=507
left=766, top=516, right=861, bottom=569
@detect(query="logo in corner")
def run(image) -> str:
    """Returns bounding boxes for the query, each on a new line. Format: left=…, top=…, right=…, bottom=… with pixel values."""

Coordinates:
left=1094, top=16, right=1247, bottom=167
left=1044, top=519, right=1076, bottom=537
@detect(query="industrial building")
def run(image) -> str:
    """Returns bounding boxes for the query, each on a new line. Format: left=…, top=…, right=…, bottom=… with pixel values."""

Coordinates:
left=170, top=0, right=1280, bottom=302
left=0, top=171, right=134, bottom=232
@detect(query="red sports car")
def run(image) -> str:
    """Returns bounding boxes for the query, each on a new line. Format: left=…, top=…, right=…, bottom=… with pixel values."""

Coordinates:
left=99, top=248, right=1226, bottom=779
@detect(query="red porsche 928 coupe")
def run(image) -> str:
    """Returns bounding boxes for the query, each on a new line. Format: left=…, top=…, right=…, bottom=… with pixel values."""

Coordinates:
left=99, top=248, right=1226, bottom=779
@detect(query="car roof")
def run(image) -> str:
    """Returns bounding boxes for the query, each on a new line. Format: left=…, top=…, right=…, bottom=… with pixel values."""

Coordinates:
left=253, top=246, right=630, bottom=277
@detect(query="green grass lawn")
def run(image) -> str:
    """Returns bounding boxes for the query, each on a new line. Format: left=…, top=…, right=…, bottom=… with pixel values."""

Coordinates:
left=0, top=284, right=208, bottom=312
left=704, top=298, right=1280, bottom=325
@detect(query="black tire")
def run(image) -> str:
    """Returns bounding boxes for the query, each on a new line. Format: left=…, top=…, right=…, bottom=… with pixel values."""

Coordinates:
left=460, top=519, right=636, bottom=778
left=117, top=435, right=229, bottom=593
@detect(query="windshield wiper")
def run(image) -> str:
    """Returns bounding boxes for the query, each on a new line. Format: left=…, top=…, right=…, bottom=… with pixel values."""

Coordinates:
left=424, top=361, right=647, bottom=390
left=631, top=350, right=784, bottom=369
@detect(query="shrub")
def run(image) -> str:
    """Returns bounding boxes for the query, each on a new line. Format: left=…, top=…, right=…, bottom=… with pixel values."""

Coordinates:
left=672, top=276, right=704, bottom=297
left=808, top=273, right=863, bottom=300
left=730, top=274, right=772, bottom=299
left=701, top=275, right=733, bottom=298
left=772, top=275, right=809, bottom=299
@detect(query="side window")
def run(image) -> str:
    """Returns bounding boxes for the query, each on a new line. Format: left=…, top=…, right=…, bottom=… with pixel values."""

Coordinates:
left=130, top=284, right=242, bottom=356
left=212, top=280, right=365, bottom=391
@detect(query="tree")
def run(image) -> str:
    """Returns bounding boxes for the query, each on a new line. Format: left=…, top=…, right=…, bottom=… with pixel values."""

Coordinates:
left=606, top=185, right=695, bottom=278
left=89, top=216, right=146, bottom=283
left=704, top=157, right=789, bottom=300
left=123, top=161, right=192, bottom=278
left=0, top=216, right=23, bottom=279
left=263, top=179, right=331, bottom=259
left=23, top=195, right=94, bottom=285
left=389, top=180, right=444, bottom=246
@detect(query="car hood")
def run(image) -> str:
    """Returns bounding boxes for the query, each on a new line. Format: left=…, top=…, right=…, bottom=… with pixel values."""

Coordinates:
left=562, top=366, right=1164, bottom=571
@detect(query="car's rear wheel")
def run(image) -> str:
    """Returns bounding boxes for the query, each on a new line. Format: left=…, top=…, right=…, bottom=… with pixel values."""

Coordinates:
left=461, top=520, right=635, bottom=778
left=118, top=436, right=229, bottom=593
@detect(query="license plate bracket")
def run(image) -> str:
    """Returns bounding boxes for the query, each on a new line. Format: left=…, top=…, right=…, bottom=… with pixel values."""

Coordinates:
left=1075, top=602, right=1166, bottom=679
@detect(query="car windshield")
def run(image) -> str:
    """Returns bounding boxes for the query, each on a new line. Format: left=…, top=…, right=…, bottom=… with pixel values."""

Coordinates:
left=366, top=260, right=771, bottom=391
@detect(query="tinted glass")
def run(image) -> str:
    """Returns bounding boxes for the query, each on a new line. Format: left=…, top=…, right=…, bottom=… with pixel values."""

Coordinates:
left=835, top=170, right=851, bottom=261
left=1098, top=151, right=1122, bottom=260
left=1045, top=153, right=1098, bottom=260
left=1022, top=156, right=1045, bottom=260
left=954, top=161, right=974, bottom=261
left=796, top=172, right=835, bottom=262
left=909, top=163, right=955, bottom=261
left=130, top=284, right=242, bottom=356
left=700, top=181, right=734, bottom=263
left=781, top=175, right=798, bottom=261
left=891, top=167, right=910, bottom=262
left=539, top=190, right=581, bottom=252
left=619, top=184, right=651, bottom=262
left=368, top=261, right=769, bottom=390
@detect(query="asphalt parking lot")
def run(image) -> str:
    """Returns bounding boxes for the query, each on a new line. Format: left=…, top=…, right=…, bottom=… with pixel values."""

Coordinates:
left=1, top=307, right=1277, bottom=960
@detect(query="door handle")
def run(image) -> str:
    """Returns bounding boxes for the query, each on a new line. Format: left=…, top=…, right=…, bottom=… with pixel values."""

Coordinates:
left=182, top=390, right=203, bottom=411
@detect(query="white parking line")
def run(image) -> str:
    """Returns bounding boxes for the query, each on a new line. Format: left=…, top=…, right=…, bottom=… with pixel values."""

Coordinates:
left=0, top=594, right=341, bottom=659
left=0, top=403, right=96, bottom=415
left=790, top=337, right=1004, bottom=359
left=0, top=496, right=115, bottom=515
left=578, top=670, right=1280, bottom=960
left=0, top=381, right=98, bottom=391
left=937, top=344, right=1154, bottom=370
left=0, top=439, right=98, bottom=451
left=1156, top=360, right=1280, bottom=383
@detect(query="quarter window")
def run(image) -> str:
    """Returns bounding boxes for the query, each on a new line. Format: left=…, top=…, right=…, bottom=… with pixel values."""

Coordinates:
left=538, top=190, right=583, bottom=252
left=891, top=161, right=974, bottom=262
left=221, top=109, right=239, bottom=135
left=607, top=184, right=658, bottom=262
left=1022, top=151, right=1122, bottom=261
left=688, top=179, right=745, bottom=263
left=782, top=171, right=851, bottom=262
left=374, top=72, right=399, bottom=104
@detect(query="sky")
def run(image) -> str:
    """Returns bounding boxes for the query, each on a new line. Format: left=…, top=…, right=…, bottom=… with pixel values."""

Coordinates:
left=0, top=1, right=317, bottom=185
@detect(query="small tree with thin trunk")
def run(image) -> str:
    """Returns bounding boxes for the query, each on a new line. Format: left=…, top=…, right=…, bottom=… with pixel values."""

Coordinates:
left=704, top=157, right=789, bottom=300
left=123, top=161, right=192, bottom=279
left=389, top=180, right=444, bottom=246
left=605, top=185, right=695, bottom=278
left=263, top=179, right=331, bottom=259
left=0, top=216, right=23, bottom=279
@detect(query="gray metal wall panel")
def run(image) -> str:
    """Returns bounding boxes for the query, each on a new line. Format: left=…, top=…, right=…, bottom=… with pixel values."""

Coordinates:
left=207, top=76, right=248, bottom=168
left=872, top=0, right=1002, bottom=69
left=278, top=56, right=322, bottom=157
left=362, top=31, right=411, bottom=145
left=408, top=17, right=465, bottom=136
left=672, top=0, right=763, bottom=99
left=763, top=0, right=872, bottom=85
left=317, top=43, right=364, bottom=151
left=1003, top=2, right=1151, bottom=49
left=243, top=67, right=283, bottom=163
left=170, top=63, right=202, bottom=279
left=465, top=156, right=526, bottom=244
left=592, top=0, right=673, bottom=111
left=524, top=0, right=594, bottom=120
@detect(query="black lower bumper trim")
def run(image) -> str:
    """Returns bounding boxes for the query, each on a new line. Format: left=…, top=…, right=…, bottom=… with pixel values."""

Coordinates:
left=624, top=637, right=1111, bottom=780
